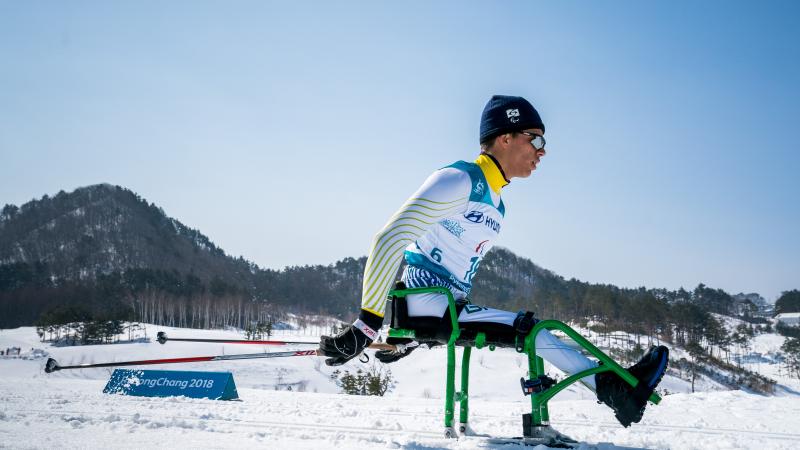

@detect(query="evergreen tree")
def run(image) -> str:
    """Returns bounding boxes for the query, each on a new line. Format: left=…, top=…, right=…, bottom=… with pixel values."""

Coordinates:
left=334, top=365, right=394, bottom=396
left=780, top=338, right=800, bottom=379
left=685, top=341, right=705, bottom=393
left=776, top=290, right=800, bottom=314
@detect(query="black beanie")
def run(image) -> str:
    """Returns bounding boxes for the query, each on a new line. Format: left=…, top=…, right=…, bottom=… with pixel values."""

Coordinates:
left=479, top=95, right=544, bottom=144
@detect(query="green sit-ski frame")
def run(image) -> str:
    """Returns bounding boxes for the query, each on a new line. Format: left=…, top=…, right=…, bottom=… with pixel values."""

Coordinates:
left=387, top=286, right=662, bottom=442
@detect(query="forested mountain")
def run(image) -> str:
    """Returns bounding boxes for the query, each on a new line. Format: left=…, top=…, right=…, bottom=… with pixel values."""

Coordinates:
left=0, top=185, right=780, bottom=339
left=0, top=184, right=255, bottom=285
left=0, top=185, right=372, bottom=328
left=0, top=184, right=258, bottom=328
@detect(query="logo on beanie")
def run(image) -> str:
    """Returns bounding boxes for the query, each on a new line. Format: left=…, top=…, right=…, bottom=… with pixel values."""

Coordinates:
left=506, top=108, right=520, bottom=123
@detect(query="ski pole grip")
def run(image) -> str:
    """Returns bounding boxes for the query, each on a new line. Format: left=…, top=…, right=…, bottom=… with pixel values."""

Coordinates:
left=367, top=342, right=397, bottom=351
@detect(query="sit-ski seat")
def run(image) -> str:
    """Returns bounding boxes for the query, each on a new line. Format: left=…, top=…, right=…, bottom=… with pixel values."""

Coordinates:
left=386, top=284, right=663, bottom=447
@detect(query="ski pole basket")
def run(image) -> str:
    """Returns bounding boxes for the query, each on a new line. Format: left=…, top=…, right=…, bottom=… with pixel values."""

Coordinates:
left=386, top=286, right=663, bottom=442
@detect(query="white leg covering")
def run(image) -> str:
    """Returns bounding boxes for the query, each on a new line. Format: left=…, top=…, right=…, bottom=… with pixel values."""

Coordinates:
left=405, top=292, right=598, bottom=390
left=534, top=328, right=597, bottom=390
left=406, top=292, right=454, bottom=317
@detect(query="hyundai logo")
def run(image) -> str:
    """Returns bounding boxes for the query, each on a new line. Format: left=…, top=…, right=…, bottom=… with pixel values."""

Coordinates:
left=464, top=211, right=484, bottom=223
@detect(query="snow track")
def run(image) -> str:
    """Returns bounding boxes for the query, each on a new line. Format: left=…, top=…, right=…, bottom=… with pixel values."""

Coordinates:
left=3, top=326, right=800, bottom=449
left=9, top=406, right=800, bottom=444
left=3, top=381, right=800, bottom=449
left=6, top=407, right=444, bottom=439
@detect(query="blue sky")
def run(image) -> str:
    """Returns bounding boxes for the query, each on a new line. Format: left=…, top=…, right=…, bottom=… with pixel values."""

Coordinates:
left=1, top=1, right=798, bottom=301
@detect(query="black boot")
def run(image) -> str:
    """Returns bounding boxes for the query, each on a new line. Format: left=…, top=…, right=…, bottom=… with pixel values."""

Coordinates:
left=595, top=345, right=669, bottom=427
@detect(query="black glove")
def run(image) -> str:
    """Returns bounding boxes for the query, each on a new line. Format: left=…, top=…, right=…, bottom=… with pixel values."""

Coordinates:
left=319, top=310, right=382, bottom=366
left=375, top=337, right=420, bottom=364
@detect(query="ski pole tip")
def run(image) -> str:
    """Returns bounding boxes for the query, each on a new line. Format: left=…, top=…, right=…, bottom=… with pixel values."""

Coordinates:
left=156, top=332, right=167, bottom=345
left=44, top=358, right=60, bottom=373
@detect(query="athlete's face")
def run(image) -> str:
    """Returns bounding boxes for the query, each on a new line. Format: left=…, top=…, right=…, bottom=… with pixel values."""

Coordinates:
left=500, top=128, right=546, bottom=179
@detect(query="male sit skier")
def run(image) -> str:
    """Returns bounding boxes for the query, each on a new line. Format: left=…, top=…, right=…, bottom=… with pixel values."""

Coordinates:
left=319, top=95, right=668, bottom=427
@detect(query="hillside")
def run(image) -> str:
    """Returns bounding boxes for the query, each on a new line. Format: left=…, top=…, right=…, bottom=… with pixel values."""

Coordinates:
left=0, top=184, right=785, bottom=362
left=0, top=184, right=255, bottom=285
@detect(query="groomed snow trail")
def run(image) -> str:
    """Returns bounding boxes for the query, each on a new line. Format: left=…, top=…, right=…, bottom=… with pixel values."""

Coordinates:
left=3, top=373, right=800, bottom=449
left=2, top=326, right=800, bottom=449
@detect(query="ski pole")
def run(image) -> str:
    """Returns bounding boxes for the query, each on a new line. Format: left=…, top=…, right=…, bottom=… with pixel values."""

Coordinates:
left=44, top=343, right=397, bottom=373
left=43, top=351, right=319, bottom=373
left=155, top=331, right=317, bottom=346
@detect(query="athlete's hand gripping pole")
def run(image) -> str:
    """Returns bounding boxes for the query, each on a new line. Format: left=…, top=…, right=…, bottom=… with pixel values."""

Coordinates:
left=318, top=310, right=383, bottom=366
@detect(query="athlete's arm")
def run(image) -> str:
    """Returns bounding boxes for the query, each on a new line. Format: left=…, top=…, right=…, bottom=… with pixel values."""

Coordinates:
left=319, top=167, right=471, bottom=366
left=359, top=167, right=470, bottom=323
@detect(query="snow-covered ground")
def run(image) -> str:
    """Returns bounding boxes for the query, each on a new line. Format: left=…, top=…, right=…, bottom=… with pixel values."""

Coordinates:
left=2, top=324, right=800, bottom=449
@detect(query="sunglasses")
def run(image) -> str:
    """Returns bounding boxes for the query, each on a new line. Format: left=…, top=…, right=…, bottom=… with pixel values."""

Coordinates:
left=518, top=131, right=546, bottom=150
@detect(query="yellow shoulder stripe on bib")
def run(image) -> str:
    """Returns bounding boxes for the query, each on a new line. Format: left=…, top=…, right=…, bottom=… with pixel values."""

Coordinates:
left=474, top=153, right=509, bottom=194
